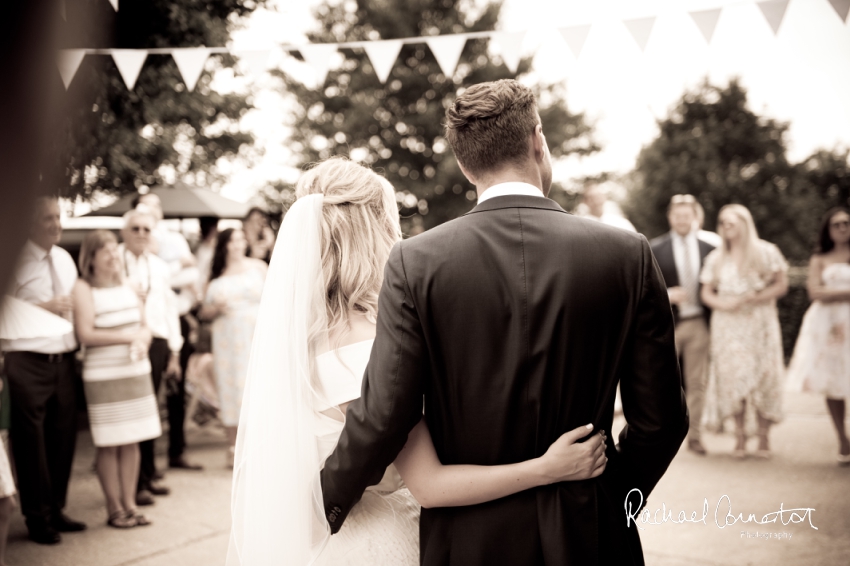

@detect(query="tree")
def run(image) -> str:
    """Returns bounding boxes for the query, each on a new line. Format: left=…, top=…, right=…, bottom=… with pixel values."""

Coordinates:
left=624, top=78, right=815, bottom=262
left=275, top=0, right=597, bottom=233
left=48, top=0, right=263, bottom=203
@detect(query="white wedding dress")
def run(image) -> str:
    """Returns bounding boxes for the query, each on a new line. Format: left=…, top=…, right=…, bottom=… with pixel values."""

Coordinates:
left=312, top=340, right=420, bottom=565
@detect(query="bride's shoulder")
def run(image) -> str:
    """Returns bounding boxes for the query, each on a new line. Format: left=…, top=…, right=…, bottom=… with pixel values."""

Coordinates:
left=328, top=312, right=376, bottom=350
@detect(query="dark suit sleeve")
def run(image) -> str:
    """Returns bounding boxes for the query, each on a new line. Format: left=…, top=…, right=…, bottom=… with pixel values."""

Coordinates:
left=616, top=236, right=689, bottom=504
left=320, top=242, right=428, bottom=533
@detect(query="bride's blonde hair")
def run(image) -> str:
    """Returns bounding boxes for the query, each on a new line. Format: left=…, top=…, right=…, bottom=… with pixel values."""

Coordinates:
left=295, top=157, right=402, bottom=339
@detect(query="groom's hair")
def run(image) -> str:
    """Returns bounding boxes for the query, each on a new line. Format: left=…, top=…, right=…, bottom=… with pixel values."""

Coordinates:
left=444, top=79, right=539, bottom=177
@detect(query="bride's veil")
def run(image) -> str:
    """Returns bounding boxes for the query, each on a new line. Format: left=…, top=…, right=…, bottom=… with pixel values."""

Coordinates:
left=226, top=193, right=332, bottom=565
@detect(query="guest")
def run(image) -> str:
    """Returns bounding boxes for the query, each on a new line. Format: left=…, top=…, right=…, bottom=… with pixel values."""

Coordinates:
left=579, top=181, right=637, bottom=232
left=787, top=207, right=850, bottom=465
left=0, top=196, right=86, bottom=544
left=135, top=194, right=202, bottom=471
left=198, top=228, right=267, bottom=466
left=119, top=209, right=183, bottom=504
left=651, top=194, right=716, bottom=455
left=700, top=204, right=788, bottom=458
left=72, top=230, right=161, bottom=528
left=243, top=207, right=275, bottom=263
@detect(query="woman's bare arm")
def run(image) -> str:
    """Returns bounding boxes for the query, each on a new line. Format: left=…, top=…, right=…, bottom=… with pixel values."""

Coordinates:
left=72, top=281, right=146, bottom=347
left=392, top=419, right=606, bottom=509
left=807, top=255, right=850, bottom=302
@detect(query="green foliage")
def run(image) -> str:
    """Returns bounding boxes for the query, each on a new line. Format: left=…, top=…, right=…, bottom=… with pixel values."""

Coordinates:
left=625, top=78, right=850, bottom=264
left=275, top=0, right=597, bottom=233
left=48, top=0, right=263, bottom=201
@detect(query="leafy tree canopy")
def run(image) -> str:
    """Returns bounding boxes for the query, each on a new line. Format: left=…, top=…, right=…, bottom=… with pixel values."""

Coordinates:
left=49, top=0, right=264, bottom=203
left=624, top=78, right=848, bottom=263
left=276, top=0, right=598, bottom=233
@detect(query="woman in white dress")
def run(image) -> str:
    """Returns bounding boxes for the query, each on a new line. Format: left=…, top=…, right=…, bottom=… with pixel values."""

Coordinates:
left=787, top=207, right=850, bottom=465
left=226, top=158, right=609, bottom=565
left=73, top=230, right=160, bottom=528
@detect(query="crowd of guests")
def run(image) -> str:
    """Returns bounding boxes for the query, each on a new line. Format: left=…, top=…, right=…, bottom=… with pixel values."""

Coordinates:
left=0, top=196, right=274, bottom=549
left=585, top=191, right=849, bottom=464
left=0, top=182, right=846, bottom=558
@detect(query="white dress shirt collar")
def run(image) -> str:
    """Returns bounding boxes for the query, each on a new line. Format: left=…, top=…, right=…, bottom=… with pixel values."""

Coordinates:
left=477, top=182, right=545, bottom=204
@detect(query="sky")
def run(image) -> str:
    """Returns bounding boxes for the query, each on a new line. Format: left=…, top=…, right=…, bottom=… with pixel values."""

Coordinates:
left=218, top=0, right=850, bottom=202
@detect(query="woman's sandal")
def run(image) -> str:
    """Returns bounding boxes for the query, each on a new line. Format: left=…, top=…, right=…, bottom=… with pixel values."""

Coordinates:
left=107, top=510, right=137, bottom=529
left=126, top=509, right=152, bottom=527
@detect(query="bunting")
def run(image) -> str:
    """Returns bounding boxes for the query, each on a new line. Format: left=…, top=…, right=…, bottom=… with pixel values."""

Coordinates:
left=492, top=31, right=525, bottom=73
left=363, top=40, right=403, bottom=84
left=828, top=0, right=850, bottom=22
left=58, top=50, right=85, bottom=89
left=172, top=48, right=210, bottom=91
left=426, top=35, right=467, bottom=77
left=689, top=9, right=722, bottom=44
left=299, top=43, right=338, bottom=86
left=59, top=1, right=843, bottom=96
left=558, top=25, right=592, bottom=59
left=111, top=49, right=147, bottom=90
left=623, top=17, right=656, bottom=52
left=757, top=0, right=789, bottom=35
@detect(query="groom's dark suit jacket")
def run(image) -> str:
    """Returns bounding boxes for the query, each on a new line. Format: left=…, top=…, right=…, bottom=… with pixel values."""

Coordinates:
left=321, top=195, right=689, bottom=565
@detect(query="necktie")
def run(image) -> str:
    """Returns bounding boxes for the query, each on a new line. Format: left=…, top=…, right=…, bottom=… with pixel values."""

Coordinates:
left=680, top=237, right=698, bottom=308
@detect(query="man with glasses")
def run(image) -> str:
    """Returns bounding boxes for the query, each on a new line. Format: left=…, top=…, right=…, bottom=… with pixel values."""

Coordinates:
left=119, top=208, right=183, bottom=504
left=651, top=194, right=716, bottom=455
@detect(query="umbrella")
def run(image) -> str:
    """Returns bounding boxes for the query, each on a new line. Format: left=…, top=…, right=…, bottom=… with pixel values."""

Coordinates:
left=0, top=296, right=74, bottom=340
left=82, top=182, right=251, bottom=219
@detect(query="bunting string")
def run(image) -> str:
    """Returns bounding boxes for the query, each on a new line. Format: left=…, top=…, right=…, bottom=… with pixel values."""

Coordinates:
left=57, top=0, right=846, bottom=91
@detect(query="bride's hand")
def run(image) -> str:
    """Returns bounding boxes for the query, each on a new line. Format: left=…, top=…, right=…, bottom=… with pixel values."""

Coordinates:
left=538, top=425, right=608, bottom=483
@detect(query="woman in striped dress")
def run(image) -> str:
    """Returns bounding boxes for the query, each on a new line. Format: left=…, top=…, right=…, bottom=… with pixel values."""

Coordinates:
left=72, top=230, right=161, bottom=528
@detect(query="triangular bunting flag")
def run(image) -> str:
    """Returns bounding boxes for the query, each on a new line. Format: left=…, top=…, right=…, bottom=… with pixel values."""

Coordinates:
left=234, top=50, right=272, bottom=76
left=828, top=0, right=850, bottom=22
left=426, top=35, right=467, bottom=77
left=112, top=49, right=147, bottom=90
left=109, top=0, right=118, bottom=11
left=756, top=0, right=789, bottom=35
left=623, top=17, right=656, bottom=52
left=558, top=25, right=592, bottom=59
left=364, top=40, right=403, bottom=84
left=689, top=9, right=722, bottom=44
left=172, top=48, right=210, bottom=91
left=58, top=50, right=85, bottom=89
left=299, top=43, right=338, bottom=86
left=492, top=31, right=525, bottom=73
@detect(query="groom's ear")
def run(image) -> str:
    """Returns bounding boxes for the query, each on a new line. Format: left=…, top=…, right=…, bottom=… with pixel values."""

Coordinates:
left=531, top=124, right=547, bottom=162
left=457, top=161, right=478, bottom=186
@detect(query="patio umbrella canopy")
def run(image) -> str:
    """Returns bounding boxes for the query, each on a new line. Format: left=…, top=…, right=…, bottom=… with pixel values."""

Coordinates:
left=83, top=183, right=251, bottom=219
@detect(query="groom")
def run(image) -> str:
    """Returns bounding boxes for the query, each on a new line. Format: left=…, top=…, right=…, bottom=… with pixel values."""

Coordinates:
left=320, top=79, right=688, bottom=565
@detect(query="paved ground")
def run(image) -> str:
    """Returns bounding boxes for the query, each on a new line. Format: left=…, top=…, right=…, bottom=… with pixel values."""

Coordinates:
left=6, top=391, right=849, bottom=566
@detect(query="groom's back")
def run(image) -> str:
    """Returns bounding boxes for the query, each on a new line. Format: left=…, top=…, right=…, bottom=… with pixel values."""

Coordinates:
left=402, top=195, right=686, bottom=565
left=404, top=196, right=638, bottom=466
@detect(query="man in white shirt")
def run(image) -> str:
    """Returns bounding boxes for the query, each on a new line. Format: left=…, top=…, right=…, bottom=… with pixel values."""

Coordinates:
left=119, top=209, right=184, bottom=504
left=1, top=197, right=87, bottom=544
left=134, top=194, right=203, bottom=471
left=650, top=194, right=716, bottom=455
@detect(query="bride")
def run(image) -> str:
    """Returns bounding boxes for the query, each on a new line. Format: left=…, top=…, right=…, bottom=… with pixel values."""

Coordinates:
left=225, top=157, right=607, bottom=565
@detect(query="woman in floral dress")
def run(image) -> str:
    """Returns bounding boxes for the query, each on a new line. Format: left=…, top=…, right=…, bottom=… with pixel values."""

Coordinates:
left=700, top=204, right=788, bottom=458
